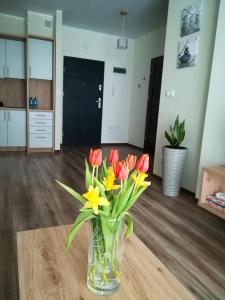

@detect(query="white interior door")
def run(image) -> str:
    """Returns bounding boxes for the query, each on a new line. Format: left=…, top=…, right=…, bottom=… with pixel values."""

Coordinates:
left=0, top=110, right=8, bottom=146
left=7, top=110, right=26, bottom=146
left=5, top=39, right=25, bottom=79
left=28, top=38, right=52, bottom=80
left=0, top=39, right=5, bottom=78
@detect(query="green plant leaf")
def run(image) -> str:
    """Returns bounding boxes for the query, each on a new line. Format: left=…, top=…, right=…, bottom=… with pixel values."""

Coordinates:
left=85, top=159, right=92, bottom=190
left=55, top=180, right=85, bottom=204
left=94, top=177, right=106, bottom=195
left=94, top=177, right=110, bottom=215
left=125, top=212, right=133, bottom=239
left=67, top=210, right=95, bottom=250
left=115, top=182, right=135, bottom=217
left=165, top=130, right=173, bottom=145
left=101, top=159, right=108, bottom=180
left=124, top=185, right=148, bottom=212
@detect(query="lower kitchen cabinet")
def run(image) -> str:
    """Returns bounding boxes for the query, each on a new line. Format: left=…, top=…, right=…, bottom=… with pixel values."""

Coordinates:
left=7, top=110, right=26, bottom=146
left=0, top=110, right=8, bottom=146
left=0, top=109, right=26, bottom=147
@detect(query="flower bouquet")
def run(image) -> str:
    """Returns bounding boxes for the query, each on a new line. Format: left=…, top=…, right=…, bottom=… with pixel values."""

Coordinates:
left=56, top=148, right=151, bottom=296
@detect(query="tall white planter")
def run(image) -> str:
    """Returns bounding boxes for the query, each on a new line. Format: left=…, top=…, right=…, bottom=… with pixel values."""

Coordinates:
left=162, top=146, right=187, bottom=197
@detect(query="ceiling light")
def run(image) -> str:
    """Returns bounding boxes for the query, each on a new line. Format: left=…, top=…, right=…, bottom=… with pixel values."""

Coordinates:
left=117, top=10, right=128, bottom=50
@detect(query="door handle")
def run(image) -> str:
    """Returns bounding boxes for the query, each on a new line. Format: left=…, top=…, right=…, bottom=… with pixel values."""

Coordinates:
left=96, top=98, right=101, bottom=109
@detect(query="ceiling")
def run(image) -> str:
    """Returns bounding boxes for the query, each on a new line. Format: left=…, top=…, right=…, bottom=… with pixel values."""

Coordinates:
left=0, top=0, right=168, bottom=38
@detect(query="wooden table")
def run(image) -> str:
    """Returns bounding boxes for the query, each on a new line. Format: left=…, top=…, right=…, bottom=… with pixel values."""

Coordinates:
left=17, top=224, right=195, bottom=300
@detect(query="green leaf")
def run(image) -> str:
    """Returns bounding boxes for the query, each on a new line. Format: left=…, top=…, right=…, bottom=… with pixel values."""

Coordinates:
left=94, top=177, right=110, bottom=216
left=165, top=130, right=173, bottom=145
left=67, top=211, right=95, bottom=250
left=115, top=182, right=135, bottom=217
left=125, top=212, right=133, bottom=239
left=94, top=177, right=106, bottom=197
left=55, top=180, right=85, bottom=204
left=85, top=159, right=91, bottom=190
left=124, top=185, right=148, bottom=212
left=101, top=159, right=108, bottom=180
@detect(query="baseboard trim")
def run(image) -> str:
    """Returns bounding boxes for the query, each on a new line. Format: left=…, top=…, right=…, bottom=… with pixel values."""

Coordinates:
left=28, top=148, right=53, bottom=153
left=101, top=143, right=144, bottom=151
left=0, top=147, right=26, bottom=152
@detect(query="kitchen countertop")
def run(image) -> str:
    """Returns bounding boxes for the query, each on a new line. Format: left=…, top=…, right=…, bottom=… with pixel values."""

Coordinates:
left=0, top=107, right=26, bottom=111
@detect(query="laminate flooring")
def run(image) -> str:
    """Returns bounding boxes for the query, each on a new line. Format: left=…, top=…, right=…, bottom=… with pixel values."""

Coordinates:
left=0, top=145, right=225, bottom=300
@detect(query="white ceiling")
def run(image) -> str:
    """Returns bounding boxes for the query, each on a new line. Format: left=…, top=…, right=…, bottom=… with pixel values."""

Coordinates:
left=0, top=0, right=168, bottom=38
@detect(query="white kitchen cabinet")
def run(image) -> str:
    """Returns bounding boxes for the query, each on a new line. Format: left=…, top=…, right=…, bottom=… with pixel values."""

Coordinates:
left=28, top=38, right=52, bottom=80
left=7, top=110, right=26, bottom=146
left=5, top=39, right=25, bottom=79
left=0, top=109, right=26, bottom=147
left=0, top=110, right=7, bottom=146
left=0, top=39, right=5, bottom=78
left=29, top=111, right=53, bottom=148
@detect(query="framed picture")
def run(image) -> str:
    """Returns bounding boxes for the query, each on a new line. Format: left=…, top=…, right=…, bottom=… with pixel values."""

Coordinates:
left=177, top=37, right=198, bottom=69
left=181, top=1, right=202, bottom=37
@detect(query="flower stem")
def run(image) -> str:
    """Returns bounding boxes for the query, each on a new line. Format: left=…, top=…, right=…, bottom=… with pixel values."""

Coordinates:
left=91, top=167, right=95, bottom=185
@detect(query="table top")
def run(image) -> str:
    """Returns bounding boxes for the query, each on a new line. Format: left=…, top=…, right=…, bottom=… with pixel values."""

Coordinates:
left=17, top=224, right=195, bottom=300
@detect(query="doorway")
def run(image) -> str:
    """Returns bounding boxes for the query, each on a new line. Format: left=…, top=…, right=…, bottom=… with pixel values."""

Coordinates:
left=144, top=56, right=163, bottom=158
left=63, top=56, right=104, bottom=146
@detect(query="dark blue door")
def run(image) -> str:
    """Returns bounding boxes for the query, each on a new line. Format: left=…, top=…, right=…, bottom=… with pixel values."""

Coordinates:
left=63, top=56, right=104, bottom=146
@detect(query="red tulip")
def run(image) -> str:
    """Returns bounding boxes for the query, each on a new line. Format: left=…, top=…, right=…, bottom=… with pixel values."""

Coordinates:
left=136, top=154, right=149, bottom=173
left=113, top=161, right=128, bottom=181
left=109, top=149, right=119, bottom=165
left=126, top=154, right=137, bottom=170
left=89, top=149, right=102, bottom=167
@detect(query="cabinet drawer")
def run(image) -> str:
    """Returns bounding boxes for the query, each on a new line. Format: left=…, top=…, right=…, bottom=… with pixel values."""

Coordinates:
left=29, top=134, right=52, bottom=148
left=29, top=127, right=52, bottom=134
left=29, top=119, right=52, bottom=127
left=29, top=111, right=53, bottom=120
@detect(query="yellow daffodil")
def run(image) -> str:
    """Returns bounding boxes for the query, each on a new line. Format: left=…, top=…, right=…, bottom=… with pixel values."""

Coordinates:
left=83, top=186, right=109, bottom=214
left=102, top=167, right=120, bottom=191
left=132, top=172, right=151, bottom=188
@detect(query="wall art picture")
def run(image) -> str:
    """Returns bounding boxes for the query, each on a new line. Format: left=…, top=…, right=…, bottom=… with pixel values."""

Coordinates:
left=177, top=37, right=198, bottom=69
left=181, top=1, right=202, bottom=37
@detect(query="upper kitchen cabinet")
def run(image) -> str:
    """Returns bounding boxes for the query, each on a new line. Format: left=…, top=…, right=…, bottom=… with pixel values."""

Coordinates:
left=28, top=38, right=53, bottom=80
left=5, top=39, right=25, bottom=79
left=0, top=39, right=25, bottom=79
left=0, top=39, right=5, bottom=78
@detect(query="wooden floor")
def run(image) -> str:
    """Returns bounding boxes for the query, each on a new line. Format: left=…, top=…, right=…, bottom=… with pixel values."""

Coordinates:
left=0, top=145, right=225, bottom=300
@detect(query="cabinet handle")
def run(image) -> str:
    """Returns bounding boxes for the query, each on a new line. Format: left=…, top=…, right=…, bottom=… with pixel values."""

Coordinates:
left=36, top=115, right=47, bottom=117
left=36, top=129, right=46, bottom=132
left=36, top=121, right=46, bottom=124
left=8, top=111, right=10, bottom=121
left=29, top=66, right=31, bottom=77
left=4, top=111, right=6, bottom=121
left=7, top=66, right=9, bottom=77
left=36, top=136, right=47, bottom=139
left=3, top=66, right=5, bottom=78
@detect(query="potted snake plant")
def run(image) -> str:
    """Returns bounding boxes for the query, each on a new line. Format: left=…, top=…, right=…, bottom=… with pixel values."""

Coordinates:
left=163, top=115, right=187, bottom=197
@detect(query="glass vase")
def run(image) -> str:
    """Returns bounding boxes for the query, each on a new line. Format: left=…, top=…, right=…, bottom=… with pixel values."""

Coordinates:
left=87, top=215, right=125, bottom=296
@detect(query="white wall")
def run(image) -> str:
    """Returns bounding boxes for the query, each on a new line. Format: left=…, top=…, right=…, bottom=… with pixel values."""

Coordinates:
left=61, top=26, right=134, bottom=144
left=128, top=26, right=166, bottom=148
left=196, top=0, right=225, bottom=196
left=153, top=0, right=219, bottom=192
left=0, top=13, right=25, bottom=37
